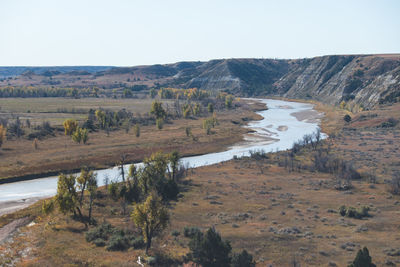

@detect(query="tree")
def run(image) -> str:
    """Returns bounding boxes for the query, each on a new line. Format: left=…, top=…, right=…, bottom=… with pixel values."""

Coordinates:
left=225, top=95, right=233, bottom=109
left=131, top=193, right=169, bottom=254
left=156, top=118, right=164, bottom=130
left=76, top=169, right=94, bottom=205
left=0, top=124, right=6, bottom=149
left=149, top=88, right=157, bottom=98
left=63, top=119, right=78, bottom=136
left=207, top=103, right=214, bottom=113
left=188, top=227, right=232, bottom=267
left=150, top=101, right=166, bottom=119
left=232, top=250, right=256, bottom=267
left=168, top=151, right=180, bottom=181
left=193, top=103, right=201, bottom=116
left=87, top=173, right=98, bottom=223
left=72, top=127, right=89, bottom=144
left=81, top=128, right=89, bottom=144
left=55, top=173, right=85, bottom=224
left=134, top=123, right=140, bottom=137
left=95, top=109, right=106, bottom=129
left=348, top=247, right=376, bottom=267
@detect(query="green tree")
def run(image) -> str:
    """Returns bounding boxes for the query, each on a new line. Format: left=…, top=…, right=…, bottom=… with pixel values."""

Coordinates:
left=168, top=151, right=180, bottom=181
left=348, top=247, right=376, bottom=267
left=81, top=128, right=89, bottom=144
left=150, top=101, right=166, bottom=119
left=87, top=173, right=98, bottom=223
left=225, top=95, right=234, bottom=109
left=149, top=88, right=157, bottom=98
left=131, top=193, right=169, bottom=254
left=55, top=173, right=85, bottom=223
left=207, top=103, right=214, bottom=113
left=63, top=119, right=78, bottom=136
left=188, top=227, right=232, bottom=267
left=156, top=118, right=164, bottom=130
left=232, top=250, right=255, bottom=267
left=123, top=88, right=133, bottom=98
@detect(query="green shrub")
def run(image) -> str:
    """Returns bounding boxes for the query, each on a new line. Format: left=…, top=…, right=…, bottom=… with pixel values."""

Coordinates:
left=339, top=205, right=370, bottom=219
left=93, top=238, right=106, bottom=247
left=348, top=247, right=376, bottom=267
left=339, top=205, right=347, bottom=216
left=184, top=226, right=201, bottom=238
left=85, top=223, right=113, bottom=242
left=232, top=249, right=256, bottom=267
left=106, top=235, right=129, bottom=251
left=130, top=237, right=145, bottom=249
left=171, top=230, right=180, bottom=237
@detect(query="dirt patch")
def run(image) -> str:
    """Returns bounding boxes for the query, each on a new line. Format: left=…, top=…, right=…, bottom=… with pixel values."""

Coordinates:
left=0, top=217, right=31, bottom=244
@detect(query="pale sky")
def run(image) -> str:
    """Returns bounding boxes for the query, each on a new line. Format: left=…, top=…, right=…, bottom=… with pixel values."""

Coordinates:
left=1, top=0, right=399, bottom=66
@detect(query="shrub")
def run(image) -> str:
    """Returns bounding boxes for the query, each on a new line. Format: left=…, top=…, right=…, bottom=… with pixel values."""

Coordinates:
left=348, top=247, right=376, bottom=267
left=185, top=127, right=192, bottom=137
left=339, top=205, right=370, bottom=219
left=106, top=234, right=129, bottom=251
left=232, top=249, right=256, bottom=267
left=339, top=205, right=347, bottom=216
left=93, top=238, right=106, bottom=247
left=85, top=223, right=113, bottom=242
left=184, top=226, right=201, bottom=238
left=130, top=237, right=145, bottom=249
left=379, top=117, right=398, bottom=128
left=171, top=230, right=180, bottom=237
left=344, top=114, right=352, bottom=123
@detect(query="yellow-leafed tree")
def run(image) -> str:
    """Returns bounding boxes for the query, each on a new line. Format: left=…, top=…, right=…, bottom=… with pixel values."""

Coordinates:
left=131, top=193, right=169, bottom=254
left=63, top=119, right=78, bottom=136
left=0, top=124, right=6, bottom=148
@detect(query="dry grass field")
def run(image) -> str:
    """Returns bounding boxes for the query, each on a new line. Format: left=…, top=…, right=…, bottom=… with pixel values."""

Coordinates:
left=0, top=98, right=264, bottom=181
left=0, top=97, right=174, bottom=126
left=1, top=158, right=399, bottom=266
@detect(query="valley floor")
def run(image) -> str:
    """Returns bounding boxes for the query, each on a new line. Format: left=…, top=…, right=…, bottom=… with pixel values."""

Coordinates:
left=1, top=100, right=400, bottom=266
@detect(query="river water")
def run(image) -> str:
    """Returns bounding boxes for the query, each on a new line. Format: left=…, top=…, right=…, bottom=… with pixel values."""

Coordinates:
left=0, top=99, right=325, bottom=213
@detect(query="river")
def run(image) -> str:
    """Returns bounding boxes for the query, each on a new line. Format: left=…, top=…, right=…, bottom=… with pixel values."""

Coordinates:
left=0, top=99, right=325, bottom=215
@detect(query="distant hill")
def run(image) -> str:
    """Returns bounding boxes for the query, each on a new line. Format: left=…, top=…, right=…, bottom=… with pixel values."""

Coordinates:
left=1, top=54, right=399, bottom=108
left=0, top=66, right=113, bottom=78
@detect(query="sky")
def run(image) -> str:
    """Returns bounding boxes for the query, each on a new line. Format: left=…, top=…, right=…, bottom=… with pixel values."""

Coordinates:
left=0, top=0, right=399, bottom=66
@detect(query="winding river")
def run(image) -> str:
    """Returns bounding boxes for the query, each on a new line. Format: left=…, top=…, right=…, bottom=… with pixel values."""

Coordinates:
left=0, top=99, right=325, bottom=215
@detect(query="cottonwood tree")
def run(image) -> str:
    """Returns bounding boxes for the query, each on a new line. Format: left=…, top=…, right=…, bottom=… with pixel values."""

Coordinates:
left=150, top=101, right=166, bottom=119
left=131, top=193, right=169, bottom=254
left=63, top=119, right=78, bottom=136
left=55, top=173, right=85, bottom=224
left=0, top=124, right=6, bottom=148
left=168, top=151, right=180, bottom=181
left=87, top=173, right=98, bottom=224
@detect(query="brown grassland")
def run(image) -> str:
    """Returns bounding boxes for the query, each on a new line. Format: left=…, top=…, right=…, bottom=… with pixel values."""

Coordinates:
left=1, top=100, right=400, bottom=266
left=0, top=98, right=264, bottom=181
